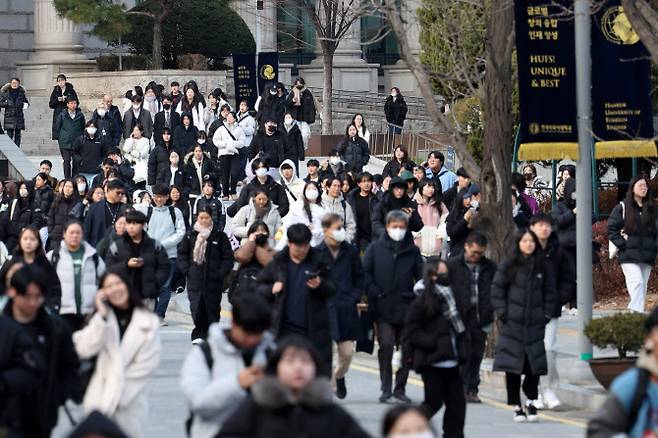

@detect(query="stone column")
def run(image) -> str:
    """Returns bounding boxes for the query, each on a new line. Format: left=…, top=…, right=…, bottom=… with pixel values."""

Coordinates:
left=384, top=0, right=422, bottom=95
left=32, top=0, right=86, bottom=62
left=260, top=0, right=278, bottom=53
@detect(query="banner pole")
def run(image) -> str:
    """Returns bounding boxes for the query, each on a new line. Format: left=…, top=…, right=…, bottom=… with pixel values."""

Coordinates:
left=574, top=0, right=593, bottom=363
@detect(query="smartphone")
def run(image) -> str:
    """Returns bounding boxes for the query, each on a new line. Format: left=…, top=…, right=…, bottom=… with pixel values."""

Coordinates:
left=305, top=270, right=320, bottom=279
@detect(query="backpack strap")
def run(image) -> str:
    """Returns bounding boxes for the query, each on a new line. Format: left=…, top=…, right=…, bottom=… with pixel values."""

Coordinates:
left=198, top=341, right=214, bottom=370
left=282, top=182, right=298, bottom=202
left=628, top=368, right=650, bottom=431
left=147, top=206, right=153, bottom=223
left=50, top=248, right=60, bottom=269
left=222, top=124, right=237, bottom=142
left=340, top=199, right=347, bottom=223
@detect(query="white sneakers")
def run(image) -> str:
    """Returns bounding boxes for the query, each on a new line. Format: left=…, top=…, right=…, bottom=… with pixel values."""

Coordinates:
left=191, top=338, right=204, bottom=345
left=543, top=389, right=562, bottom=410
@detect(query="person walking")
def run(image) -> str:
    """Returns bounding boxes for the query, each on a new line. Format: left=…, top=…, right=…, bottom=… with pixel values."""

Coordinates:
left=49, top=74, right=78, bottom=140
left=414, top=178, right=449, bottom=258
left=180, top=295, right=274, bottom=438
left=371, top=176, right=423, bottom=240
left=287, top=77, right=319, bottom=149
left=607, top=175, right=658, bottom=314
left=122, top=124, right=150, bottom=189
left=0, top=77, right=29, bottom=147
left=83, top=179, right=128, bottom=246
left=522, top=164, right=550, bottom=208
left=101, top=94, right=123, bottom=147
left=55, top=96, right=85, bottom=178
left=217, top=337, right=371, bottom=438
left=92, top=102, right=118, bottom=148
left=363, top=210, right=424, bottom=403
left=317, top=213, right=364, bottom=399
left=190, top=180, right=225, bottom=231
left=255, top=224, right=336, bottom=376
left=282, top=112, right=305, bottom=170
left=403, top=257, right=466, bottom=437
left=447, top=231, right=497, bottom=403
left=384, top=87, right=407, bottom=134
left=47, top=179, right=83, bottom=248
left=213, top=111, right=247, bottom=200
left=443, top=167, right=471, bottom=214
left=153, top=95, right=181, bottom=142
left=321, top=177, right=357, bottom=243
left=174, top=113, right=200, bottom=154
left=177, top=86, right=206, bottom=132
left=122, top=94, right=153, bottom=140
left=231, top=189, right=282, bottom=246
left=424, top=151, right=456, bottom=193
left=346, top=171, right=379, bottom=252
left=491, top=230, right=557, bottom=423
left=279, top=181, right=326, bottom=248
left=446, top=188, right=477, bottom=259
left=72, top=270, right=161, bottom=438
left=248, top=118, right=285, bottom=169
left=337, top=124, right=370, bottom=173
left=278, top=160, right=305, bottom=208
left=352, top=113, right=370, bottom=145
left=177, top=207, right=234, bottom=342
left=382, top=145, right=415, bottom=179
left=183, top=144, right=217, bottom=201
left=148, top=128, right=177, bottom=186
left=72, top=121, right=111, bottom=186
left=227, top=156, right=289, bottom=218
left=230, top=221, right=275, bottom=302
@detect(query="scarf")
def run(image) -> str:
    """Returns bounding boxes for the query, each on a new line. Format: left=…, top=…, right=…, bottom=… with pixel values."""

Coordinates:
left=292, top=87, right=303, bottom=106
left=192, top=221, right=213, bottom=265
left=254, top=201, right=270, bottom=221
left=193, top=158, right=203, bottom=191
left=433, top=284, right=465, bottom=335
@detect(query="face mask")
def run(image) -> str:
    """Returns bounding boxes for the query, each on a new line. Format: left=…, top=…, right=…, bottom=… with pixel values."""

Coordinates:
left=255, top=234, right=269, bottom=246
left=305, top=189, right=319, bottom=201
left=330, top=157, right=341, bottom=165
left=523, top=173, right=534, bottom=181
left=198, top=139, right=206, bottom=145
left=77, top=183, right=86, bottom=193
left=297, top=85, right=304, bottom=90
left=436, top=273, right=450, bottom=286
left=332, top=228, right=346, bottom=243
left=86, top=127, right=97, bottom=135
left=269, top=90, right=277, bottom=95
left=284, top=117, right=293, bottom=125
left=132, top=104, right=141, bottom=111
left=267, top=125, right=276, bottom=133
left=19, top=188, right=28, bottom=198
left=389, top=431, right=435, bottom=438
left=470, top=200, right=479, bottom=209
left=163, top=103, right=171, bottom=110
left=387, top=228, right=406, bottom=242
left=255, top=168, right=268, bottom=178
left=97, top=109, right=106, bottom=117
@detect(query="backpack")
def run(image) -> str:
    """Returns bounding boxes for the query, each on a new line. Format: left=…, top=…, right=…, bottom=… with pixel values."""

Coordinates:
left=51, top=247, right=100, bottom=271
left=185, top=341, right=214, bottom=437
left=147, top=206, right=177, bottom=227
left=228, top=264, right=262, bottom=304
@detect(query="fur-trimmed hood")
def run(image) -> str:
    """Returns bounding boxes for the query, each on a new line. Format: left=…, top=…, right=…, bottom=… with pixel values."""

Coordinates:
left=251, top=377, right=333, bottom=410
left=1, top=83, right=26, bottom=94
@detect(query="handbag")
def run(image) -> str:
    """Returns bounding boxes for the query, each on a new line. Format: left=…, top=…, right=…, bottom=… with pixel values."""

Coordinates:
left=609, top=201, right=625, bottom=259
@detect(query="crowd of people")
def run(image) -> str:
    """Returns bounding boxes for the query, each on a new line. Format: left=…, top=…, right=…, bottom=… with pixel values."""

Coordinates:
left=0, top=73, right=655, bottom=438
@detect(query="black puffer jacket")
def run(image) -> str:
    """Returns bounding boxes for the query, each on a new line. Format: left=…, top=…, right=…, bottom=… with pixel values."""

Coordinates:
left=255, top=247, right=335, bottom=376
left=384, top=95, right=407, bottom=126
left=176, top=227, right=233, bottom=293
left=190, top=196, right=225, bottom=231
left=105, top=231, right=170, bottom=299
left=7, top=198, right=33, bottom=240
left=607, top=200, right=658, bottom=265
left=491, top=257, right=557, bottom=375
left=382, top=158, right=415, bottom=179
left=48, top=83, right=77, bottom=139
left=551, top=178, right=576, bottom=247
left=540, top=234, right=576, bottom=318
left=363, top=233, right=423, bottom=325
left=173, top=124, right=199, bottom=154
left=446, top=204, right=470, bottom=256
left=227, top=175, right=289, bottom=218
left=0, top=257, right=61, bottom=312
left=148, top=141, right=180, bottom=186
left=47, top=195, right=83, bottom=246
left=248, top=130, right=285, bottom=167
left=72, top=133, right=110, bottom=174
left=218, top=378, right=370, bottom=438
left=32, top=185, right=54, bottom=228
left=0, top=83, right=29, bottom=130
left=447, top=254, right=497, bottom=329
left=371, top=191, right=423, bottom=240
left=336, top=136, right=370, bottom=172
left=182, top=153, right=217, bottom=198
left=286, top=88, right=317, bottom=124
left=282, top=123, right=304, bottom=164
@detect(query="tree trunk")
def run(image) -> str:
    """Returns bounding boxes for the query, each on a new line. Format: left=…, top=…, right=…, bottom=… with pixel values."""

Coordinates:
left=152, top=18, right=163, bottom=69
left=479, top=0, right=516, bottom=358
left=322, top=49, right=334, bottom=134
left=621, top=0, right=658, bottom=65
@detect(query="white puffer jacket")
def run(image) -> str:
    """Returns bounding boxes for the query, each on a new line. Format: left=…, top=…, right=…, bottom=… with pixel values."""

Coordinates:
left=212, top=122, right=247, bottom=157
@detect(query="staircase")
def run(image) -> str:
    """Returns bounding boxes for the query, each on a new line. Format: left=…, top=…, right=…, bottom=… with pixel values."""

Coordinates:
left=20, top=97, right=60, bottom=156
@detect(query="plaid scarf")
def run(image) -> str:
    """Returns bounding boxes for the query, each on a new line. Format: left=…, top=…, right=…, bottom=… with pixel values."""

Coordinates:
left=432, top=284, right=466, bottom=335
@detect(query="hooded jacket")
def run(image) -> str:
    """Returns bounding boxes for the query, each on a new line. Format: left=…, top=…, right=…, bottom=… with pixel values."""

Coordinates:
left=282, top=121, right=305, bottom=163
left=278, top=159, right=305, bottom=206
left=227, top=175, right=289, bottom=218
left=231, top=199, right=282, bottom=245
left=248, top=129, right=285, bottom=168
left=371, top=187, right=423, bottom=240
left=0, top=83, right=29, bottom=130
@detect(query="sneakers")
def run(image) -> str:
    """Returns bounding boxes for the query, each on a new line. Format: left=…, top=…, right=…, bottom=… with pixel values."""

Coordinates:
left=160, top=319, right=168, bottom=327
left=191, top=338, right=204, bottom=345
left=379, top=392, right=393, bottom=403
left=543, top=389, right=562, bottom=410
left=568, top=307, right=578, bottom=316
left=526, top=402, right=539, bottom=422
left=393, top=393, right=412, bottom=404
left=335, top=378, right=347, bottom=399
left=465, top=391, right=482, bottom=403
left=175, top=286, right=185, bottom=294
left=531, top=396, right=545, bottom=410
left=513, top=406, right=527, bottom=423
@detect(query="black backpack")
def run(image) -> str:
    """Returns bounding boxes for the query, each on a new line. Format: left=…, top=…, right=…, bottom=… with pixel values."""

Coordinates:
left=185, top=341, right=214, bottom=436
left=228, top=264, right=262, bottom=304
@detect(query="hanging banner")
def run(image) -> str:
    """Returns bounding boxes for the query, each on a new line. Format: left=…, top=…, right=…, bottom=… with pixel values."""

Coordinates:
left=232, top=53, right=258, bottom=110
left=514, top=1, right=578, bottom=161
left=591, top=1, right=656, bottom=158
left=257, top=52, right=279, bottom=95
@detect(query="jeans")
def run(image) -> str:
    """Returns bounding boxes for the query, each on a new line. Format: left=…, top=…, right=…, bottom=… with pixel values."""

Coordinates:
left=541, top=318, right=559, bottom=390
left=387, top=124, right=402, bottom=135
left=621, top=263, right=652, bottom=313
left=219, top=154, right=241, bottom=196
left=60, top=148, right=73, bottom=178
left=155, top=258, right=177, bottom=318
left=6, top=129, right=21, bottom=147
left=80, top=172, right=99, bottom=187
left=505, top=355, right=540, bottom=406
left=461, top=327, right=487, bottom=393
left=377, top=322, right=410, bottom=395
left=421, top=366, right=465, bottom=437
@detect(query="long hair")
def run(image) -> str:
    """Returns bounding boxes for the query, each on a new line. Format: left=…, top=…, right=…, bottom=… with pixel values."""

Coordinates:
left=12, top=226, right=47, bottom=262
left=504, top=229, right=541, bottom=283
left=452, top=187, right=470, bottom=213
left=418, top=178, right=443, bottom=210
left=351, top=113, right=368, bottom=136
left=52, top=179, right=81, bottom=208
left=420, top=256, right=446, bottom=318
left=98, top=269, right=144, bottom=309
left=302, top=181, right=322, bottom=222
left=624, top=175, right=656, bottom=234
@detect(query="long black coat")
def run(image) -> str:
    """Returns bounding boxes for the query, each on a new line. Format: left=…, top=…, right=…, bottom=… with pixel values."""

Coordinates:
left=541, top=234, right=576, bottom=318
left=0, top=315, right=41, bottom=437
left=447, top=254, right=497, bottom=329
left=491, top=257, right=558, bottom=375
left=446, top=205, right=470, bottom=256
left=48, top=83, right=77, bottom=139
left=337, top=136, right=370, bottom=172
left=227, top=175, right=289, bottom=218
left=0, top=83, right=29, bottom=130
left=2, top=305, right=79, bottom=438
left=182, top=153, right=217, bottom=198
left=177, top=228, right=233, bottom=293
left=72, top=133, right=110, bottom=174
left=7, top=198, right=33, bottom=242
left=362, top=234, right=423, bottom=325
left=32, top=185, right=54, bottom=229
left=607, top=200, right=658, bottom=265
left=173, top=124, right=199, bottom=154
left=255, top=247, right=335, bottom=376
left=248, top=130, right=285, bottom=168
left=317, top=241, right=364, bottom=341
left=384, top=95, right=407, bottom=126
left=370, top=192, right=423, bottom=240
left=282, top=123, right=305, bottom=164
left=47, top=195, right=83, bottom=246
left=148, top=142, right=180, bottom=186
left=153, top=109, right=181, bottom=142
left=286, top=88, right=317, bottom=123
left=218, top=378, right=370, bottom=438
left=105, top=231, right=170, bottom=299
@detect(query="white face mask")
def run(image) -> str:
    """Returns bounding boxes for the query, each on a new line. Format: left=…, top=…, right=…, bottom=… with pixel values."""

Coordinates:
left=391, top=93, right=397, bottom=98
left=255, top=168, right=268, bottom=178
left=470, top=200, right=479, bottom=209
left=132, top=104, right=141, bottom=111
left=305, top=189, right=319, bottom=201
left=77, top=183, right=86, bottom=193
left=198, top=139, right=206, bottom=145
left=330, top=157, right=341, bottom=165
left=389, top=432, right=435, bottom=438
left=19, top=188, right=28, bottom=198
left=284, top=117, right=293, bottom=125
left=270, top=90, right=277, bottom=95
left=86, top=127, right=97, bottom=135
left=331, top=228, right=346, bottom=242
left=97, top=109, right=106, bottom=117
left=387, top=227, right=406, bottom=242
left=145, top=95, right=156, bottom=102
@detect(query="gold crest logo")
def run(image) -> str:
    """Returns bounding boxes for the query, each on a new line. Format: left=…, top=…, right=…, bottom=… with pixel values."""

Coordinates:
left=529, top=123, right=540, bottom=135
left=601, top=6, right=640, bottom=45
left=260, top=65, right=276, bottom=80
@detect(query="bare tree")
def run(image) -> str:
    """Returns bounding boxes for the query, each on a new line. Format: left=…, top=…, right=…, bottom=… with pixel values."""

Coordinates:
left=620, top=0, right=658, bottom=64
left=377, top=0, right=516, bottom=260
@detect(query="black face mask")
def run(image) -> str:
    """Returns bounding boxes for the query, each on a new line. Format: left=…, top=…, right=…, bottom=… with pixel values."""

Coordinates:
left=255, top=234, right=268, bottom=246
left=267, top=125, right=276, bottom=133
left=436, top=273, right=450, bottom=286
left=163, top=103, right=171, bottom=110
left=523, top=173, right=534, bottom=181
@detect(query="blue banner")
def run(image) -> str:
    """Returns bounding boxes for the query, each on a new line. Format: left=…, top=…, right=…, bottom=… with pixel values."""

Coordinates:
left=257, top=52, right=279, bottom=94
left=232, top=53, right=258, bottom=110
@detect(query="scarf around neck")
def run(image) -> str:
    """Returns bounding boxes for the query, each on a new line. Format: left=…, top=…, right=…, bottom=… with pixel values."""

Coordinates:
left=192, top=221, right=213, bottom=265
